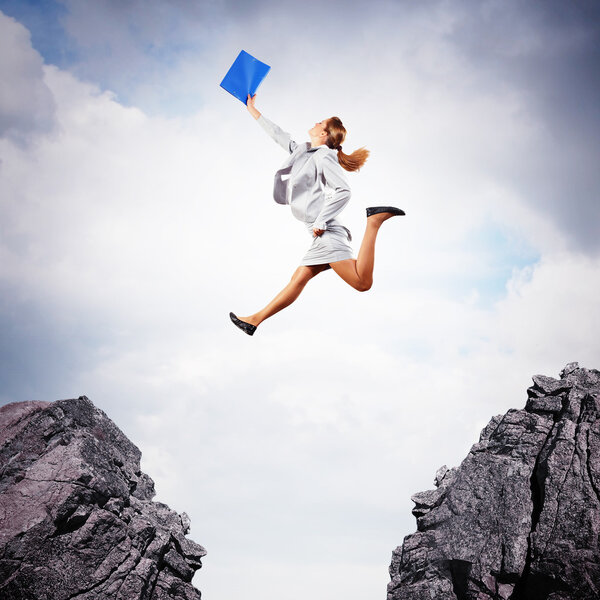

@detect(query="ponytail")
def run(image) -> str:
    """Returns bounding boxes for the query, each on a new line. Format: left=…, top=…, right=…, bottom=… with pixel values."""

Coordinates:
left=325, top=117, right=369, bottom=172
left=337, top=147, right=369, bottom=172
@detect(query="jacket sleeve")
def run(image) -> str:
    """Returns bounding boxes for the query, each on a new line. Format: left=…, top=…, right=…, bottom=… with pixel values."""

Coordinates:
left=313, top=153, right=351, bottom=231
left=257, top=115, right=298, bottom=154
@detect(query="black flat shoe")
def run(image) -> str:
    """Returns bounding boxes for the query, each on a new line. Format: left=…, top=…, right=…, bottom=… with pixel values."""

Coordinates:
left=366, top=206, right=406, bottom=218
left=230, top=312, right=257, bottom=336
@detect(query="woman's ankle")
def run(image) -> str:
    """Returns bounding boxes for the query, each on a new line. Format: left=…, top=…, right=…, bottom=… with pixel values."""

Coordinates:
left=240, top=315, right=260, bottom=327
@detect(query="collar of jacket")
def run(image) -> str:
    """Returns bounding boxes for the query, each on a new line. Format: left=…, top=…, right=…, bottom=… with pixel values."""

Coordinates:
left=306, top=143, right=334, bottom=153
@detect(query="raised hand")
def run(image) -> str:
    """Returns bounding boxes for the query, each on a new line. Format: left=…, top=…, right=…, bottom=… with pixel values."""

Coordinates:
left=246, top=94, right=261, bottom=119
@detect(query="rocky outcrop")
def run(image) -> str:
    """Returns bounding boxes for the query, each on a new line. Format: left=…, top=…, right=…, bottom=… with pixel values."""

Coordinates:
left=388, top=363, right=600, bottom=599
left=0, top=396, right=205, bottom=600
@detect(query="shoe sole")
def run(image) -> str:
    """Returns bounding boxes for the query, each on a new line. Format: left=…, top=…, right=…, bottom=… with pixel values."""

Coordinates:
left=366, top=206, right=405, bottom=218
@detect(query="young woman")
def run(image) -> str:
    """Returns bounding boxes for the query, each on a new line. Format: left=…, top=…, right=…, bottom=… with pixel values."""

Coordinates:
left=230, top=94, right=404, bottom=336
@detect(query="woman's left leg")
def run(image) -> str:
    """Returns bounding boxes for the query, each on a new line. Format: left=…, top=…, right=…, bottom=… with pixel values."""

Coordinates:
left=329, top=211, right=392, bottom=291
left=237, top=264, right=330, bottom=328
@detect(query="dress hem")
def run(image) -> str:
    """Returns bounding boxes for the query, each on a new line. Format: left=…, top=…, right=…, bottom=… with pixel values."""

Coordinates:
left=300, top=251, right=354, bottom=266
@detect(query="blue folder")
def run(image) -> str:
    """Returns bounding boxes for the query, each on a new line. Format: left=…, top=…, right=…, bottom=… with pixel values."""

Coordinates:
left=220, top=50, right=271, bottom=104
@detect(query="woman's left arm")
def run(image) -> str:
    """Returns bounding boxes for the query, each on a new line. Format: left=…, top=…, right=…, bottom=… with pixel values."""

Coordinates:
left=312, top=153, right=351, bottom=233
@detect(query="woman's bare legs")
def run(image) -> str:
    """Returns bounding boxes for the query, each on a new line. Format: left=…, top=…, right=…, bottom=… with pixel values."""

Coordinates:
left=235, top=211, right=399, bottom=329
left=329, top=212, right=395, bottom=291
left=238, top=264, right=330, bottom=327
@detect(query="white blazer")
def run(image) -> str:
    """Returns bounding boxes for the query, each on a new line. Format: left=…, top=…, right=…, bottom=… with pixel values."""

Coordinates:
left=258, top=115, right=351, bottom=233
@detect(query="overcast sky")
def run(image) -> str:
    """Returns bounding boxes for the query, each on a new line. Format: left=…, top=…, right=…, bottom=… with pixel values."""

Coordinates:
left=1, top=1, right=599, bottom=599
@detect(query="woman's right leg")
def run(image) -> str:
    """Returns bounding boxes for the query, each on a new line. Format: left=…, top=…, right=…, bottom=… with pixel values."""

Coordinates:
left=238, top=264, right=330, bottom=327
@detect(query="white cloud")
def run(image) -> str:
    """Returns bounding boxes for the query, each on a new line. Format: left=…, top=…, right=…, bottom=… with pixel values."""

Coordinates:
left=1, top=5, right=599, bottom=600
left=0, top=11, right=55, bottom=139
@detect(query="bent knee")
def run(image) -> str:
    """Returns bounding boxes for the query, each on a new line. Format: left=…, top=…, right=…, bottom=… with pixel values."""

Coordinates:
left=355, top=281, right=372, bottom=292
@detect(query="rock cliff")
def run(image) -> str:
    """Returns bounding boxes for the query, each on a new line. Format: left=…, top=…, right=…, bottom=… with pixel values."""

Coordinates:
left=0, top=396, right=205, bottom=600
left=388, top=363, right=600, bottom=600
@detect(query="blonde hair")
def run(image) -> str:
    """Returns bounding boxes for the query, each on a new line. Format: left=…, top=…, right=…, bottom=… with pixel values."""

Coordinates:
left=324, top=117, right=369, bottom=172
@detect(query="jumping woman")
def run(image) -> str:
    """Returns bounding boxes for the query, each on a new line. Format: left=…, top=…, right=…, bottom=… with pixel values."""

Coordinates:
left=230, top=94, right=405, bottom=336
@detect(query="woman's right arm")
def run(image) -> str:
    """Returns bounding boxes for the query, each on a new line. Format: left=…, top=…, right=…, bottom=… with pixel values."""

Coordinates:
left=246, top=94, right=261, bottom=120
left=247, top=94, right=297, bottom=154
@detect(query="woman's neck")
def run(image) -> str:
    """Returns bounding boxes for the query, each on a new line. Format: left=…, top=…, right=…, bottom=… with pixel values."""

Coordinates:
left=310, top=138, right=327, bottom=149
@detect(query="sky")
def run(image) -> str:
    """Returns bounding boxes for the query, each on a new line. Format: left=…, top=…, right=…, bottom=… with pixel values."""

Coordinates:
left=0, top=1, right=599, bottom=599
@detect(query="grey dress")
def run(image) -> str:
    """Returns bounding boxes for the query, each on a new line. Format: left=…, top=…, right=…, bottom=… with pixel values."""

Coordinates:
left=258, top=115, right=354, bottom=266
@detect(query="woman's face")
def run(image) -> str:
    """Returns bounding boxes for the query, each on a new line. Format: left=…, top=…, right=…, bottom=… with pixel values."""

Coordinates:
left=308, top=119, right=328, bottom=139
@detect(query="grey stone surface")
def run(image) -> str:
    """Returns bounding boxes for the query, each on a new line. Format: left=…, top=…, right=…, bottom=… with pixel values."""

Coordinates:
left=388, top=363, right=600, bottom=599
left=0, top=396, right=205, bottom=600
